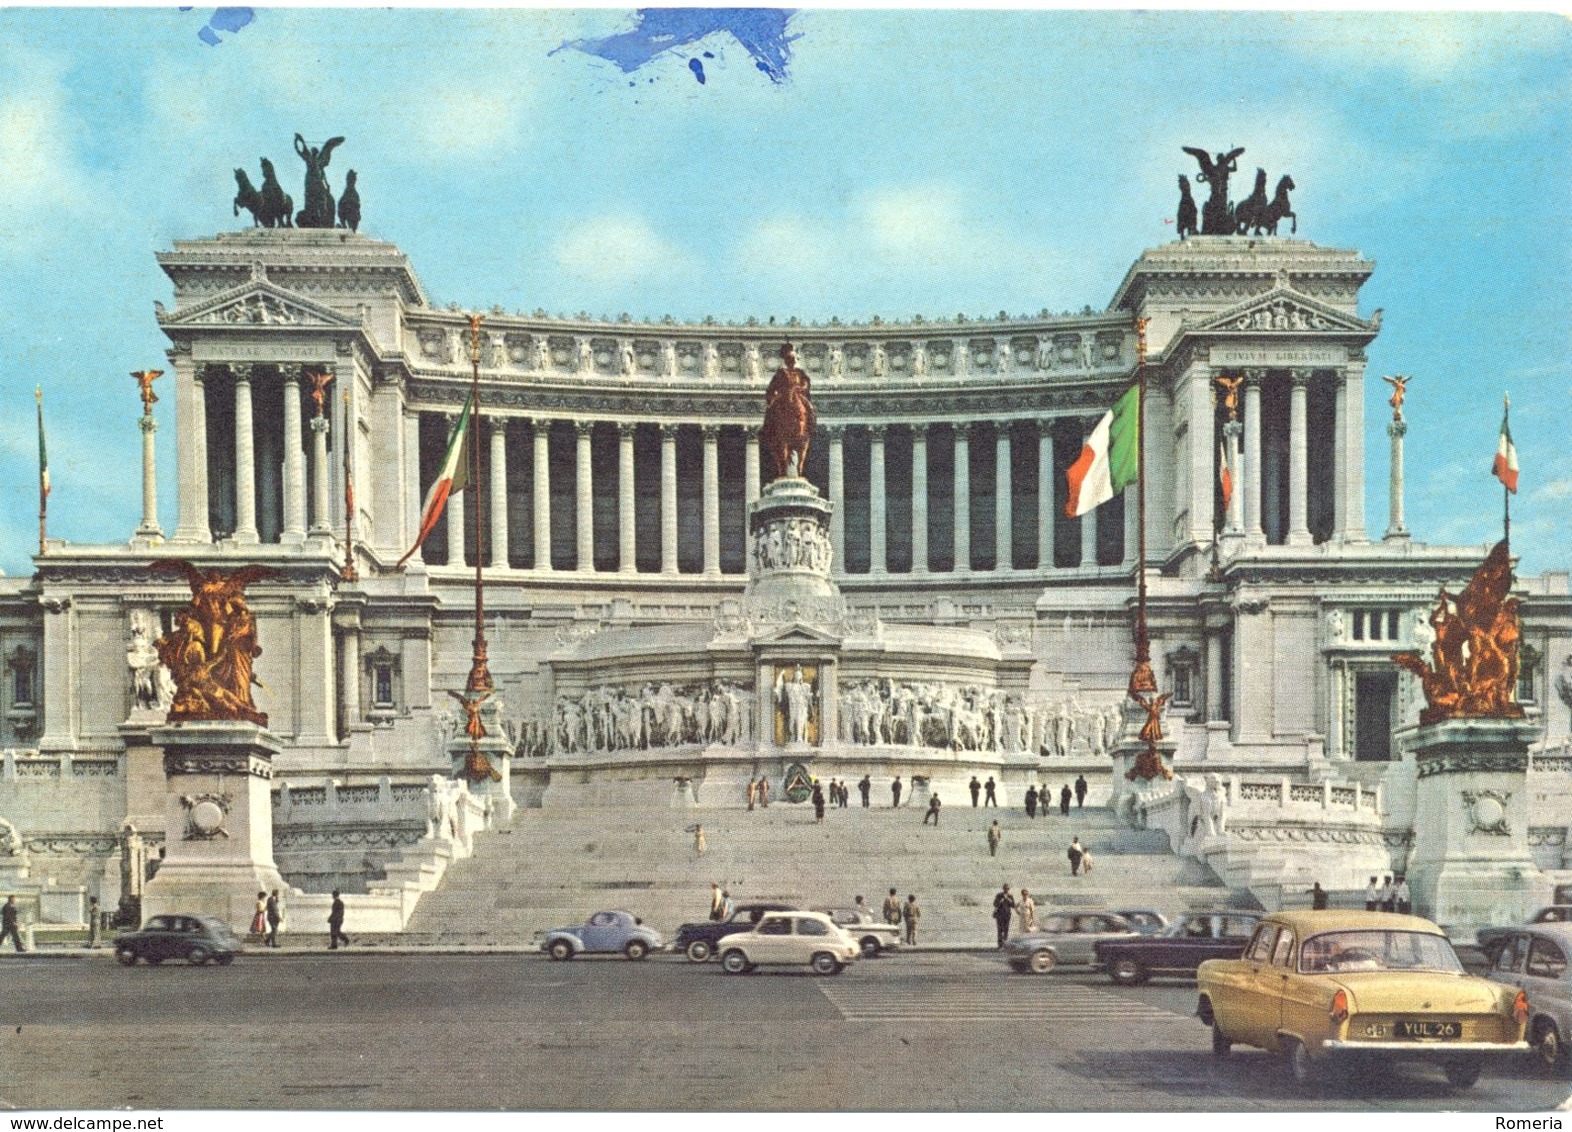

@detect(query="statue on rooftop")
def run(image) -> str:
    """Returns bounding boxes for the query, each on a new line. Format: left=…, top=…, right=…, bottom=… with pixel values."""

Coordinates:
left=1182, top=146, right=1245, bottom=235
left=293, top=134, right=344, bottom=229
left=761, top=342, right=815, bottom=481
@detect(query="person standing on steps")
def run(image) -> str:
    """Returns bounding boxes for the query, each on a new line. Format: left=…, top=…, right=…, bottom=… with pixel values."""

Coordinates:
left=1059, top=784, right=1072, bottom=816
left=903, top=894, right=921, bottom=946
left=1075, top=774, right=1088, bottom=808
left=758, top=775, right=771, bottom=808
left=923, top=791, right=941, bottom=826
left=811, top=780, right=826, bottom=822
left=992, top=884, right=1016, bottom=948
left=328, top=890, right=350, bottom=950
left=1024, top=783, right=1038, bottom=819
left=987, top=820, right=1002, bottom=857
left=1067, top=837, right=1084, bottom=877
left=984, top=776, right=998, bottom=807
left=883, top=888, right=902, bottom=928
left=969, top=776, right=982, bottom=807
left=859, top=775, right=872, bottom=807
left=265, top=888, right=284, bottom=948
left=891, top=776, right=903, bottom=808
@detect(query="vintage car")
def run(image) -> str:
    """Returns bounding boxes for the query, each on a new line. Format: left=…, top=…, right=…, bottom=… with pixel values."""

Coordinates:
left=675, top=901, right=797, bottom=962
left=1477, top=905, right=1572, bottom=960
left=1094, top=911, right=1262, bottom=985
left=718, top=911, right=860, bottom=976
left=816, top=907, right=901, bottom=956
left=114, top=914, right=243, bottom=966
left=1005, top=911, right=1140, bottom=974
left=536, top=910, right=663, bottom=960
left=1197, top=910, right=1530, bottom=1089
left=1484, top=921, right=1572, bottom=1074
left=1111, top=908, right=1170, bottom=936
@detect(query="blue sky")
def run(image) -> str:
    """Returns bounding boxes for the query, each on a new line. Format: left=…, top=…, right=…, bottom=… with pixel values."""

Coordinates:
left=0, top=8, right=1568, bottom=577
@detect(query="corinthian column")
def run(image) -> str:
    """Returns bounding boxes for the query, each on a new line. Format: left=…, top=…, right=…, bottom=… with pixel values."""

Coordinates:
left=444, top=412, right=465, bottom=565
left=400, top=411, right=420, bottom=563
left=575, top=421, right=594, bottom=571
left=827, top=425, right=846, bottom=557
left=995, top=424, right=1012, bottom=571
left=954, top=422, right=972, bottom=571
left=232, top=366, right=259, bottom=544
left=173, top=359, right=211, bottom=543
left=618, top=423, right=637, bottom=572
left=911, top=423, right=929, bottom=574
left=1037, top=420, right=1054, bottom=569
left=1287, top=368, right=1312, bottom=546
left=281, top=373, right=306, bottom=542
left=660, top=424, right=678, bottom=575
left=137, top=413, right=161, bottom=539
left=531, top=419, right=552, bottom=570
left=310, top=414, right=333, bottom=538
left=744, top=432, right=761, bottom=504
left=702, top=425, right=720, bottom=575
left=1386, top=417, right=1409, bottom=540
left=490, top=417, right=509, bottom=568
left=1342, top=358, right=1367, bottom=542
left=1243, top=369, right=1264, bottom=544
left=868, top=425, right=887, bottom=574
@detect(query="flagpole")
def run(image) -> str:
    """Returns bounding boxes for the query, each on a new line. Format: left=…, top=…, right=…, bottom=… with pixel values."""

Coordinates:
left=1129, top=317, right=1154, bottom=695
left=341, top=390, right=358, bottom=582
left=1502, top=393, right=1511, bottom=553
left=466, top=313, right=492, bottom=700
left=35, top=387, right=47, bottom=557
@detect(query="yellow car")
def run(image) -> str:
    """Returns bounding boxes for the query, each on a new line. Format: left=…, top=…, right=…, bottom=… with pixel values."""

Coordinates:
left=1197, top=910, right=1529, bottom=1089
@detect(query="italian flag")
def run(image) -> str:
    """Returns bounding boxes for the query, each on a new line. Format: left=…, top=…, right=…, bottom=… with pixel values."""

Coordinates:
left=396, top=392, right=472, bottom=568
left=1218, top=439, right=1233, bottom=511
left=1492, top=397, right=1518, bottom=494
left=1064, top=384, right=1139, bottom=518
left=35, top=387, right=49, bottom=502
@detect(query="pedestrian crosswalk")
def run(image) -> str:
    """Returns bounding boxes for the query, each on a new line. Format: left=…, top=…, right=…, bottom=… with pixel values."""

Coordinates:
left=817, top=977, right=1200, bottom=1028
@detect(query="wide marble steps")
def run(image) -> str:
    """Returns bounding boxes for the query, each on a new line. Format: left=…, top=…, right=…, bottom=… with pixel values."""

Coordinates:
left=400, top=801, right=1242, bottom=947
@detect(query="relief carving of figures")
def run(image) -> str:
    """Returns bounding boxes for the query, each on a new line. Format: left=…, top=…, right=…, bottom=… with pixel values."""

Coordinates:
left=753, top=518, right=831, bottom=573
left=127, top=609, right=175, bottom=713
left=534, top=337, right=551, bottom=372
left=151, top=561, right=279, bottom=727
left=1391, top=540, right=1524, bottom=725
left=620, top=341, right=635, bottom=376
left=577, top=338, right=593, bottom=372
left=662, top=341, right=677, bottom=377
left=1036, top=697, right=1124, bottom=757
left=776, top=665, right=816, bottom=746
left=1036, top=337, right=1054, bottom=371
left=828, top=346, right=843, bottom=379
left=912, top=343, right=927, bottom=376
left=703, top=343, right=719, bottom=379
left=745, top=343, right=761, bottom=381
left=836, top=679, right=1031, bottom=753
left=552, top=679, right=754, bottom=754
left=1185, top=772, right=1230, bottom=837
left=872, top=344, right=886, bottom=377
left=0, top=816, right=23, bottom=856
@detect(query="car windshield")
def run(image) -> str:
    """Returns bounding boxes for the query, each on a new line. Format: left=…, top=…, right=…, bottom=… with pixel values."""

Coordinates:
left=1299, top=930, right=1464, bottom=974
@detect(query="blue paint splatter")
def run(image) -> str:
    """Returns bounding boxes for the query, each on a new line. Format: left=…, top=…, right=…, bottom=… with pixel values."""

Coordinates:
left=197, top=7, right=254, bottom=45
left=689, top=58, right=706, bottom=84
left=556, top=9, right=799, bottom=84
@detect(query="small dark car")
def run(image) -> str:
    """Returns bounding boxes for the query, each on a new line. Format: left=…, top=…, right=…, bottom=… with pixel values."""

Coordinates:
left=1094, top=911, right=1261, bottom=985
left=676, top=902, right=797, bottom=962
left=115, top=914, right=243, bottom=966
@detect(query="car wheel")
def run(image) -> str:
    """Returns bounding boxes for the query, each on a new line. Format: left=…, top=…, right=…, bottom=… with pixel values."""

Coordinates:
left=548, top=939, right=574, bottom=961
left=1532, top=1018, right=1569, bottom=1075
left=1285, top=1039, right=1320, bottom=1088
left=860, top=936, right=881, bottom=958
left=624, top=939, right=649, bottom=961
left=810, top=952, right=841, bottom=976
left=685, top=940, right=712, bottom=963
left=1008, top=961, right=1028, bottom=974
left=1108, top=957, right=1146, bottom=985
left=1212, top=1023, right=1232, bottom=1058
left=215, top=954, right=235, bottom=967
left=115, top=947, right=137, bottom=967
left=1444, top=1057, right=1483, bottom=1089
left=1028, top=949, right=1057, bottom=975
left=187, top=945, right=211, bottom=966
left=720, top=949, right=750, bottom=975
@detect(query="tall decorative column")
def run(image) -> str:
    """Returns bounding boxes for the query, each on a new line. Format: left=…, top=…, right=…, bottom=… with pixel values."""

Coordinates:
left=134, top=372, right=163, bottom=540
left=827, top=425, right=846, bottom=557
left=172, top=357, right=211, bottom=543
left=445, top=412, right=466, bottom=566
left=231, top=367, right=259, bottom=544
left=1078, top=418, right=1096, bottom=568
left=575, top=421, right=594, bottom=572
left=400, top=412, right=422, bottom=564
left=744, top=433, right=761, bottom=504
left=1386, top=414, right=1409, bottom=540
left=911, top=423, right=929, bottom=574
left=1343, top=357, right=1368, bottom=542
left=488, top=418, right=510, bottom=568
left=309, top=413, right=333, bottom=538
left=702, top=425, right=720, bottom=575
left=531, top=419, right=552, bottom=571
left=339, top=616, right=361, bottom=733
left=1206, top=633, right=1225, bottom=722
left=994, top=424, right=1012, bottom=571
left=868, top=424, right=887, bottom=574
left=1287, top=368, right=1312, bottom=546
left=953, top=422, right=972, bottom=571
left=660, top=423, right=678, bottom=575
left=1243, top=369, right=1265, bottom=543
left=1037, top=420, right=1054, bottom=570
left=281, top=373, right=306, bottom=543
left=618, top=423, right=637, bottom=573
left=1186, top=362, right=1217, bottom=546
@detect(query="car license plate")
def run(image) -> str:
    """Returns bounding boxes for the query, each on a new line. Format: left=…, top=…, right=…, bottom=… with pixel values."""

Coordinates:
left=1394, top=1019, right=1461, bottom=1040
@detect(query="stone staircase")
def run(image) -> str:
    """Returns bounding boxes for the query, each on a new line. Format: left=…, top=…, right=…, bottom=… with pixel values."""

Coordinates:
left=401, top=801, right=1243, bottom=947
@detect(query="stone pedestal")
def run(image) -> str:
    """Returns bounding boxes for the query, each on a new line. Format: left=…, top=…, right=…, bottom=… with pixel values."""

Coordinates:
left=118, top=721, right=168, bottom=835
left=142, top=721, right=288, bottom=932
left=1406, top=718, right=1545, bottom=940
left=449, top=698, right=514, bottom=823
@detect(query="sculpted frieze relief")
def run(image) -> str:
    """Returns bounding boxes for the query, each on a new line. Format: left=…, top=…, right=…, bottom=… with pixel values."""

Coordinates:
left=162, top=753, right=274, bottom=779
left=1415, top=751, right=1529, bottom=779
left=554, top=679, right=754, bottom=753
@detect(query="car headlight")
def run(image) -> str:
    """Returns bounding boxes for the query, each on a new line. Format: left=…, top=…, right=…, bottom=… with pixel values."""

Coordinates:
left=1512, top=989, right=1529, bottom=1026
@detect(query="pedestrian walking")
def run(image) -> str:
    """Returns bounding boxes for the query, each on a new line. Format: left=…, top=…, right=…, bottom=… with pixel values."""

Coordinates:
left=1075, top=774, right=1088, bottom=808
left=987, top=820, right=1002, bottom=857
left=1079, top=846, right=1094, bottom=874
left=859, top=775, right=872, bottom=807
left=328, top=889, right=351, bottom=949
left=922, top=792, right=941, bottom=825
left=891, top=776, right=903, bottom=808
left=969, top=776, right=982, bottom=807
left=86, top=896, right=101, bottom=949
left=838, top=779, right=849, bottom=808
left=758, top=775, right=771, bottom=808
left=720, top=889, right=735, bottom=920
left=1057, top=784, right=1070, bottom=816
left=265, top=888, right=284, bottom=948
left=1024, top=784, right=1038, bottom=819
left=1307, top=881, right=1328, bottom=910
left=984, top=776, right=998, bottom=807
left=250, top=890, right=267, bottom=938
left=709, top=881, right=725, bottom=921
left=812, top=781, right=826, bottom=822
left=1067, top=837, right=1084, bottom=877
left=903, top=894, right=921, bottom=946
left=1017, top=888, right=1036, bottom=934
left=882, top=887, right=902, bottom=927
left=992, top=884, right=1016, bottom=947
left=694, top=824, right=708, bottom=856
left=1395, top=876, right=1411, bottom=915
left=1364, top=876, right=1380, bottom=911
left=747, top=778, right=757, bottom=811
left=1, top=895, right=24, bottom=952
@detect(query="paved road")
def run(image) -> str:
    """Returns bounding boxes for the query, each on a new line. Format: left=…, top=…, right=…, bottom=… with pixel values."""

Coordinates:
left=1, top=951, right=1566, bottom=1112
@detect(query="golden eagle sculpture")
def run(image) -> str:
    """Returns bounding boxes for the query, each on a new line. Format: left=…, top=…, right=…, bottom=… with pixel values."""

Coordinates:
left=151, top=561, right=281, bottom=726
left=1391, top=540, right=1524, bottom=726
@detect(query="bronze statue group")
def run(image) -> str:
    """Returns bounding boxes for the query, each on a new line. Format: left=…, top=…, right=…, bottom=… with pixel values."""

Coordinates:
left=1178, top=146, right=1295, bottom=237
left=234, top=133, right=360, bottom=232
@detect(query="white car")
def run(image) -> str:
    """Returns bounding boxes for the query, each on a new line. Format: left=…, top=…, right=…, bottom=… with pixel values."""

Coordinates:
left=817, top=907, right=902, bottom=956
left=719, top=911, right=861, bottom=975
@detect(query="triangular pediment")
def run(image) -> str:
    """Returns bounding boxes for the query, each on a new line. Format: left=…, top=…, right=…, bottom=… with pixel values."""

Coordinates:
left=751, top=622, right=843, bottom=648
left=1194, top=286, right=1373, bottom=335
left=158, top=279, right=358, bottom=329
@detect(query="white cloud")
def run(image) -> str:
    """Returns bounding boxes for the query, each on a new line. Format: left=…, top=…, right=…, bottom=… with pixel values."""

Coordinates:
left=0, top=50, right=98, bottom=249
left=734, top=216, right=835, bottom=279
left=403, top=84, right=532, bottom=161
left=857, top=186, right=971, bottom=264
left=552, top=215, right=692, bottom=287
